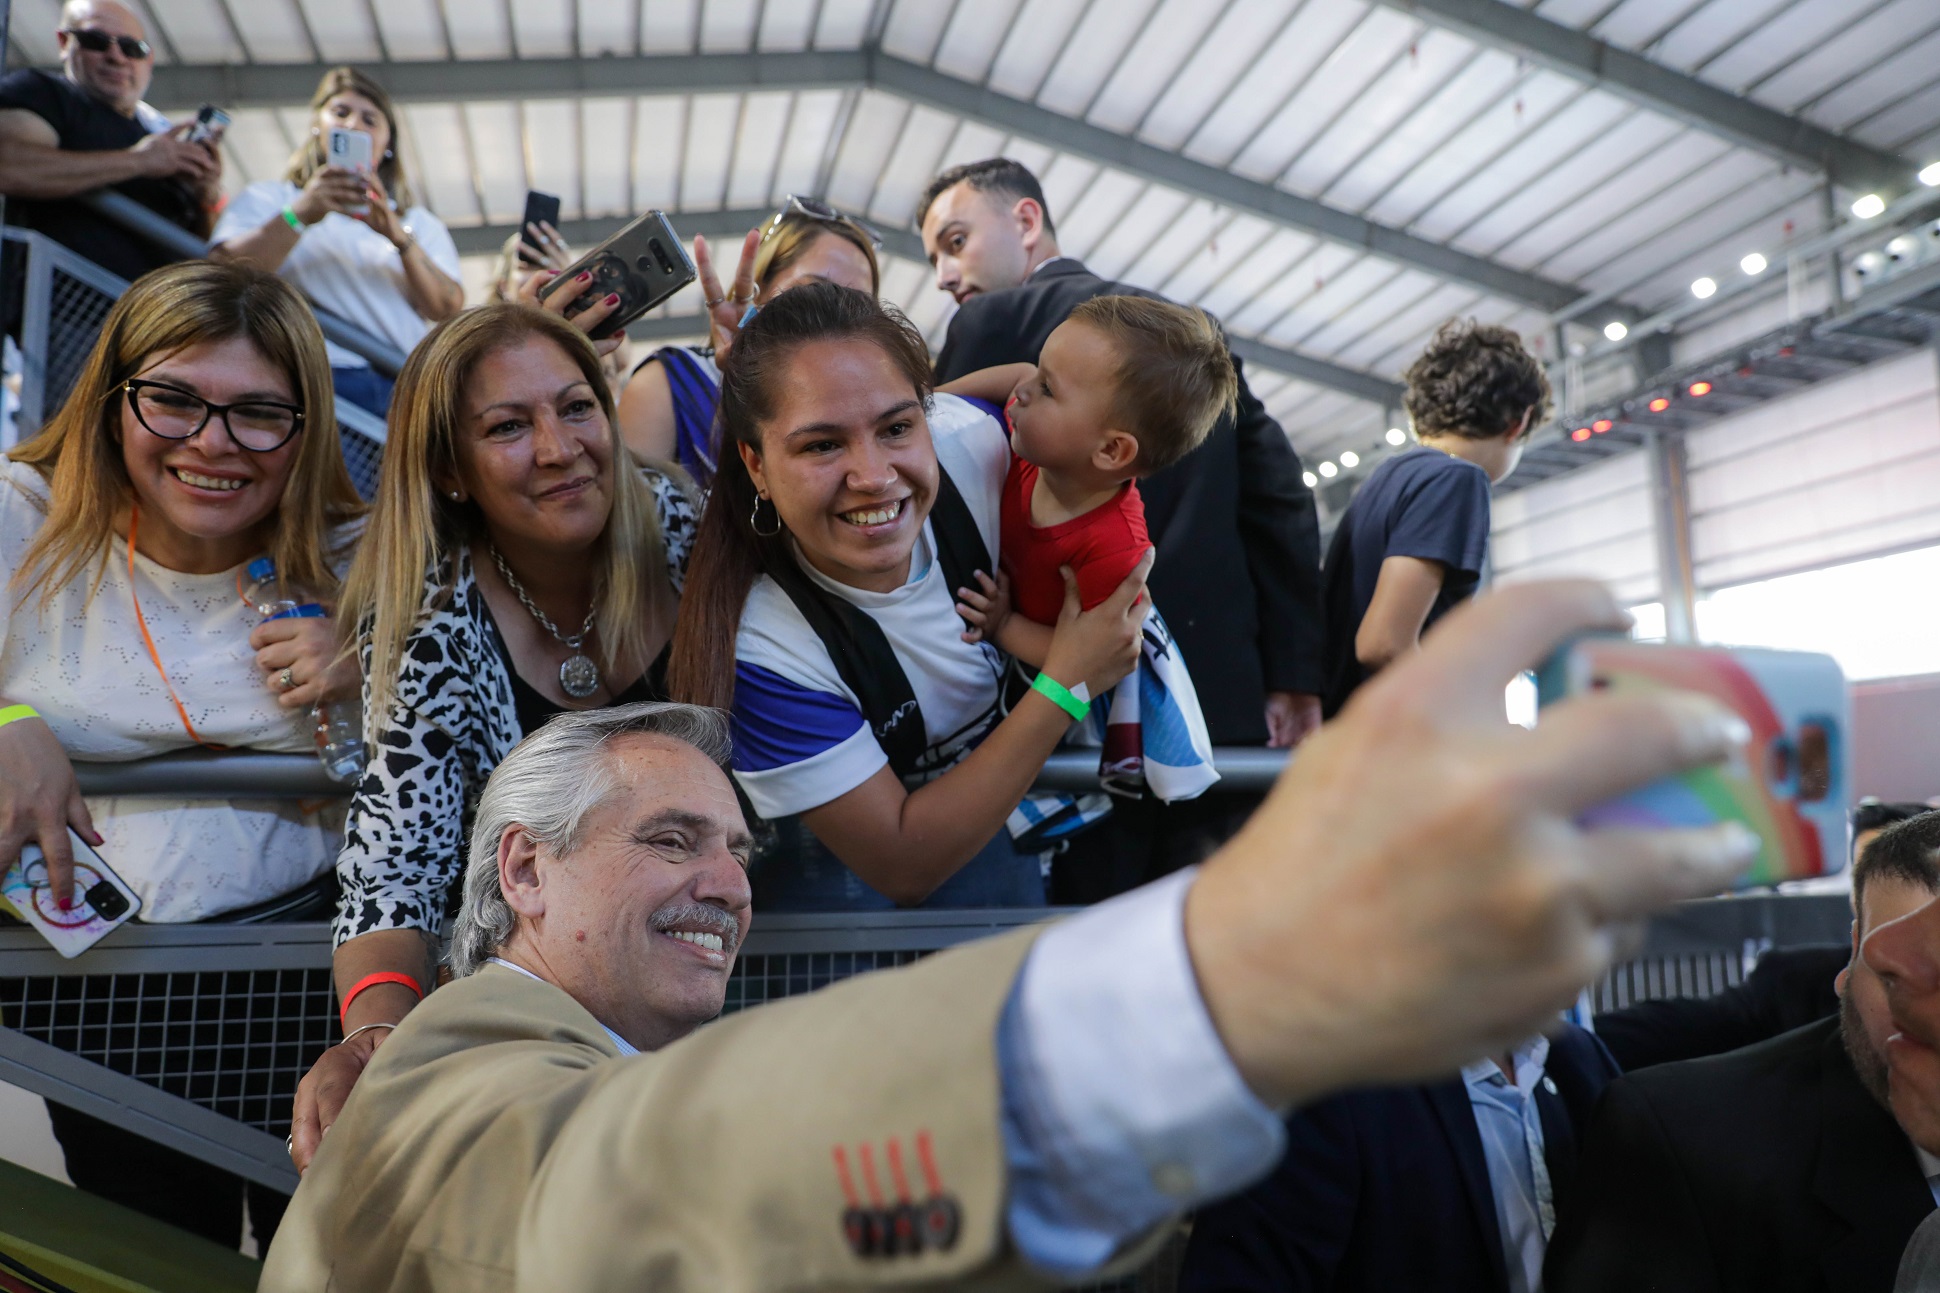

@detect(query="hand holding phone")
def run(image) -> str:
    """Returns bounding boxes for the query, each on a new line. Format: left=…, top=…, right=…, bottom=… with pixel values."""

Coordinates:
left=326, top=127, right=374, bottom=216
left=187, top=103, right=230, bottom=147
left=540, top=211, right=697, bottom=341
left=1537, top=639, right=1848, bottom=888
left=2, top=829, right=141, bottom=958
left=520, top=190, right=563, bottom=263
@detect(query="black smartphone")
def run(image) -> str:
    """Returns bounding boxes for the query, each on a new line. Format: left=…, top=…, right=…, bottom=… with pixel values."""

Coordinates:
left=541, top=211, right=697, bottom=341
left=187, top=103, right=230, bottom=146
left=520, top=189, right=562, bottom=262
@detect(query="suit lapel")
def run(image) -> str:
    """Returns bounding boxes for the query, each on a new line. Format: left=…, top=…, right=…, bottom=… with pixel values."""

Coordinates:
left=1812, top=1030, right=1935, bottom=1289
left=1426, top=1080, right=1510, bottom=1292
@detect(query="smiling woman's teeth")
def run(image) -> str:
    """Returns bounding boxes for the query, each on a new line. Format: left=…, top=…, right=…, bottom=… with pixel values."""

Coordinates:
left=172, top=468, right=245, bottom=492
left=667, top=930, right=725, bottom=952
left=842, top=501, right=903, bottom=526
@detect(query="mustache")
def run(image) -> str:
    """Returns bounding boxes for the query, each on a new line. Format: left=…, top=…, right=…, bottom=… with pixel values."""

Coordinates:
left=650, top=901, right=742, bottom=955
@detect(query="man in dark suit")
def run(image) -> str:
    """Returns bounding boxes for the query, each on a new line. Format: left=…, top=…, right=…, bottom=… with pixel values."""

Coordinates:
left=918, top=158, right=1325, bottom=894
left=1178, top=1023, right=1618, bottom=1292
left=1546, top=812, right=1940, bottom=1293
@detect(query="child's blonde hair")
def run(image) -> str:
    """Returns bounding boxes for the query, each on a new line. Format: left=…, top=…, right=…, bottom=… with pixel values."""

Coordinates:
left=1067, top=295, right=1238, bottom=475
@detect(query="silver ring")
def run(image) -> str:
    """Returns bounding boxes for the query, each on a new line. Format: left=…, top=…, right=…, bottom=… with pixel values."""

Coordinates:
left=705, top=294, right=726, bottom=308
left=286, top=1135, right=295, bottom=1158
left=279, top=667, right=296, bottom=691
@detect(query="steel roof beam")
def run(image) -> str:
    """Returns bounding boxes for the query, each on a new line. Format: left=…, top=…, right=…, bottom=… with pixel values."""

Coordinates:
left=452, top=214, right=1406, bottom=405
left=1372, top=0, right=1917, bottom=198
left=143, top=49, right=1588, bottom=314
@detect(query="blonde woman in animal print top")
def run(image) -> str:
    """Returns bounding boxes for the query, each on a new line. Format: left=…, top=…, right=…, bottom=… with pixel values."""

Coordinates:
left=291, top=298, right=695, bottom=1170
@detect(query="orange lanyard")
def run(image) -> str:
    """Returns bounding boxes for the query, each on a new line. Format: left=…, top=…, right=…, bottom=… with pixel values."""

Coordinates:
left=126, top=500, right=229, bottom=750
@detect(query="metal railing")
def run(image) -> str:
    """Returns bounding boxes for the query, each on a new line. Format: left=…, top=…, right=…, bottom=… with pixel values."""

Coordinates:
left=65, top=745, right=1294, bottom=800
left=0, top=890, right=1853, bottom=1201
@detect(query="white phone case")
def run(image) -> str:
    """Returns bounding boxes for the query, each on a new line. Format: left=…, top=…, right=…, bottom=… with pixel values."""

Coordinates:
left=1, top=830, right=142, bottom=958
left=326, top=127, right=374, bottom=214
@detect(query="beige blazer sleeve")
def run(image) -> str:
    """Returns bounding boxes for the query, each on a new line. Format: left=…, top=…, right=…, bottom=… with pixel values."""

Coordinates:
left=262, top=926, right=1044, bottom=1293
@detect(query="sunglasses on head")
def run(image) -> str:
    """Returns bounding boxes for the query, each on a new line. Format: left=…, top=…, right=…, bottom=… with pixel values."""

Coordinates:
left=63, top=28, right=152, bottom=59
left=761, top=195, right=883, bottom=251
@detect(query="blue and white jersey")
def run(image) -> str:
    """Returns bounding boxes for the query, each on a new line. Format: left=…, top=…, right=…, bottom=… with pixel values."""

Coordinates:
left=730, top=394, right=1010, bottom=821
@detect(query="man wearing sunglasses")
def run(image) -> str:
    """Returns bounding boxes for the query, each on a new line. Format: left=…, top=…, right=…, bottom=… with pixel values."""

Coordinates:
left=0, top=0, right=221, bottom=299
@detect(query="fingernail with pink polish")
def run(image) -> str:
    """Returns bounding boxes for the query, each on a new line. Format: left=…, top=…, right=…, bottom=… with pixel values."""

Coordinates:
left=604, top=293, right=620, bottom=306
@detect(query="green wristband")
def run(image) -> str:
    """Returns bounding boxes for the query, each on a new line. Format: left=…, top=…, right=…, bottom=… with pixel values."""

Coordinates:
left=1030, top=673, right=1090, bottom=722
left=280, top=206, right=305, bottom=234
left=0, top=703, right=41, bottom=728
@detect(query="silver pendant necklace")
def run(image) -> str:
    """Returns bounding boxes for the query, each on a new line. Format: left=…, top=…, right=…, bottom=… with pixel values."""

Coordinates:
left=489, top=545, right=601, bottom=699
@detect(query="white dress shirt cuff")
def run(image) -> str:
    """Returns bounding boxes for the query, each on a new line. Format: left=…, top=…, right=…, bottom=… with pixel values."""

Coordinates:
left=1003, top=866, right=1286, bottom=1275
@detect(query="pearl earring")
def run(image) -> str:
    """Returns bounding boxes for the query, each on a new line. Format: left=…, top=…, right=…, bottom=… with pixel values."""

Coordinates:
left=448, top=491, right=461, bottom=501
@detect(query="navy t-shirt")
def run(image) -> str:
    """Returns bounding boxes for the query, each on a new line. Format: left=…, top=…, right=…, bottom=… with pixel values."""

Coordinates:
left=1320, top=447, right=1492, bottom=715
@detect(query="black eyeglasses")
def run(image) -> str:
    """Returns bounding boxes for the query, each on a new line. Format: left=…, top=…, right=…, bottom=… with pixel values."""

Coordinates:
left=62, top=28, right=152, bottom=60
left=123, top=380, right=304, bottom=453
left=762, top=194, right=884, bottom=251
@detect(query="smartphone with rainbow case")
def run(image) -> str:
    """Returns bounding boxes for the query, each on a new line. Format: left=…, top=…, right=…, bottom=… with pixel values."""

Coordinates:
left=1535, top=640, right=1848, bottom=887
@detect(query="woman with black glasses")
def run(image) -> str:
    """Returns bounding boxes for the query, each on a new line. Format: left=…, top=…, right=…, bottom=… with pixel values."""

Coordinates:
left=0, top=259, right=363, bottom=1249
left=616, top=195, right=882, bottom=490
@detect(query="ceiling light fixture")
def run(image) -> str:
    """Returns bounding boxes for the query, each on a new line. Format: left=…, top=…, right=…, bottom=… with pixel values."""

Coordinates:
left=1741, top=252, right=1767, bottom=275
left=1592, top=419, right=1613, bottom=433
left=1689, top=381, right=1712, bottom=397
left=1386, top=427, right=1406, bottom=445
left=1571, top=428, right=1592, bottom=442
left=1339, top=450, right=1359, bottom=468
left=1302, top=470, right=1317, bottom=488
left=1852, top=193, right=1886, bottom=220
left=1604, top=320, right=1628, bottom=341
left=1318, top=461, right=1338, bottom=478
left=1691, top=277, right=1717, bottom=299
left=1648, top=397, right=1670, bottom=412
left=1922, top=163, right=1940, bottom=187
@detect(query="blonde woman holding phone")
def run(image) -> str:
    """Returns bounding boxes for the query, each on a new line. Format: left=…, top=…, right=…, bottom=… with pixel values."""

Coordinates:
left=211, top=65, right=462, bottom=418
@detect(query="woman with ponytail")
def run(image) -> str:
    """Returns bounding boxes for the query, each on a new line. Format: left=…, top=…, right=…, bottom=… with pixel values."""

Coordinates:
left=669, top=283, right=1149, bottom=910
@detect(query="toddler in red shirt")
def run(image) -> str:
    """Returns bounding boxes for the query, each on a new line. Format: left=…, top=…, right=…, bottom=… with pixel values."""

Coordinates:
left=940, top=294, right=1236, bottom=803
left=941, top=294, right=1235, bottom=656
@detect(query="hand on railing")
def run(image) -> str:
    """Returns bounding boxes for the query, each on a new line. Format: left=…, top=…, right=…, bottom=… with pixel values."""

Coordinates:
left=0, top=710, right=99, bottom=911
left=129, top=123, right=218, bottom=187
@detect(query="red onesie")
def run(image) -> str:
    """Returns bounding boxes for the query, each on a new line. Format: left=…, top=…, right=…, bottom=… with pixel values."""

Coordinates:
left=1000, top=454, right=1150, bottom=625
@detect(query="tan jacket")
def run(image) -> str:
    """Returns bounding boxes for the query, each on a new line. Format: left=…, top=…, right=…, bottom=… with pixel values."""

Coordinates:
left=261, top=928, right=1050, bottom=1292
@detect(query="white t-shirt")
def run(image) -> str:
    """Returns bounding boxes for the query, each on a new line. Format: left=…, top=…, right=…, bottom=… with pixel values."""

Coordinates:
left=0, top=461, right=345, bottom=921
left=212, top=180, right=461, bottom=370
left=729, top=394, right=1011, bottom=820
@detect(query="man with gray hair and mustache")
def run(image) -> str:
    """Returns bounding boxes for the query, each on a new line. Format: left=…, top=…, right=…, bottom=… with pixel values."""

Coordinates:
left=266, top=583, right=1766, bottom=1292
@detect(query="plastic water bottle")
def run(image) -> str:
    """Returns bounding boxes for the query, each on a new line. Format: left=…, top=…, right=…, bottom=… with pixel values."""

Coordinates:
left=245, top=557, right=366, bottom=785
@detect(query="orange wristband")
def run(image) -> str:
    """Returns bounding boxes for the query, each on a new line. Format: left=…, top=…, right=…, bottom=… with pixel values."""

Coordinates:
left=339, top=971, right=423, bottom=1029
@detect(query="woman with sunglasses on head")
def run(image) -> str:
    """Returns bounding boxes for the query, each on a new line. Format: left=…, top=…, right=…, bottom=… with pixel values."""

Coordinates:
left=616, top=196, right=882, bottom=490
left=285, top=285, right=698, bottom=1173
left=211, top=65, right=462, bottom=419
left=0, top=259, right=363, bottom=1248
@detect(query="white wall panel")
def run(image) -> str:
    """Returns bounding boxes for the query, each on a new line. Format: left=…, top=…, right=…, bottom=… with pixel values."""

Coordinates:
left=1492, top=452, right=1657, bottom=605
left=1688, top=347, right=1940, bottom=589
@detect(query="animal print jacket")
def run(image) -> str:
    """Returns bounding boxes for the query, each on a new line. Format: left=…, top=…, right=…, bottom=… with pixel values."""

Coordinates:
left=332, top=467, right=698, bottom=947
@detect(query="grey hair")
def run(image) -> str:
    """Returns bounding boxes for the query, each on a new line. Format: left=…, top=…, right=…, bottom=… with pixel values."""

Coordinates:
left=447, top=701, right=734, bottom=979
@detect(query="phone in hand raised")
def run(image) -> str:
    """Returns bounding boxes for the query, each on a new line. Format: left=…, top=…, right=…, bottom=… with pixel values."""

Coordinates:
left=1536, top=639, right=1849, bottom=888
left=326, top=126, right=374, bottom=216
left=1, top=829, right=142, bottom=958
left=540, top=211, right=697, bottom=341
left=520, top=190, right=563, bottom=264
left=187, top=103, right=230, bottom=147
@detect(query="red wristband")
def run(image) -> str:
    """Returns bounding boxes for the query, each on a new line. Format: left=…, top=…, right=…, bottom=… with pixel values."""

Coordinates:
left=339, top=971, right=423, bottom=1029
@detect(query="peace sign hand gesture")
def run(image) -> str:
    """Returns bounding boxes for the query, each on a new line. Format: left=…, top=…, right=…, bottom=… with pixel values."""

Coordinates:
left=694, top=228, right=761, bottom=365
